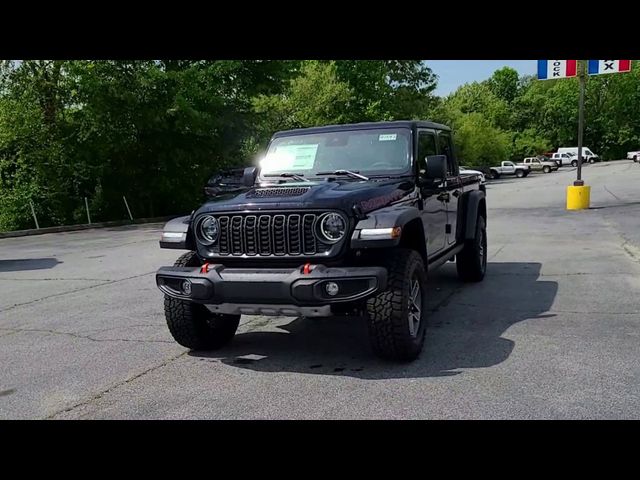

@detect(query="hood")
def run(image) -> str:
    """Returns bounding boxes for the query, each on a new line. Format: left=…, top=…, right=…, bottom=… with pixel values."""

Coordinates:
left=194, top=178, right=415, bottom=217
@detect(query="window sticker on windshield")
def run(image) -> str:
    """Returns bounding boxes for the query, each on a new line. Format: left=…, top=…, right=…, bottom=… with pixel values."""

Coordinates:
left=378, top=134, right=397, bottom=141
left=262, top=144, right=319, bottom=171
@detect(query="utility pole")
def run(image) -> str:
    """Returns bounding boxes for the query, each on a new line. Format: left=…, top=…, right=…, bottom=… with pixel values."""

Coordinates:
left=575, top=60, right=586, bottom=186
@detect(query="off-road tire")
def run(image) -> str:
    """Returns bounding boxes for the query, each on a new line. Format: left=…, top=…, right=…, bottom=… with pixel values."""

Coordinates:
left=456, top=215, right=487, bottom=282
left=164, top=251, right=240, bottom=350
left=543, top=166, right=551, bottom=173
left=365, top=249, right=428, bottom=362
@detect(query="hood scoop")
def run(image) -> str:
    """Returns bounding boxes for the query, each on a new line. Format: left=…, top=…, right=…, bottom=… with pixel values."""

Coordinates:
left=248, top=187, right=311, bottom=198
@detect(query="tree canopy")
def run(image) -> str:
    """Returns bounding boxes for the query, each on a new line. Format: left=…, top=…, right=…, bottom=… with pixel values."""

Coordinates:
left=1, top=60, right=638, bottom=231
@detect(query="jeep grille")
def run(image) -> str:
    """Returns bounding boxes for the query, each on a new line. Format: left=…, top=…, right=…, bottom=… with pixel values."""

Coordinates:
left=210, top=213, right=330, bottom=256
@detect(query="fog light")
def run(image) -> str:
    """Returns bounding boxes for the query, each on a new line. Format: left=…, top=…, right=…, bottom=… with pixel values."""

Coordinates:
left=182, top=280, right=192, bottom=295
left=325, top=282, right=339, bottom=296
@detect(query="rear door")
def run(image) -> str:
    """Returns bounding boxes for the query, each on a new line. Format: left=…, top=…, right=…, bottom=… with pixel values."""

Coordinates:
left=416, top=129, right=447, bottom=256
left=436, top=130, right=462, bottom=246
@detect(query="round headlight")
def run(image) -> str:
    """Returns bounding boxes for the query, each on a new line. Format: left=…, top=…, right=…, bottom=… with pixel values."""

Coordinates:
left=199, top=215, right=219, bottom=244
left=318, top=213, right=346, bottom=243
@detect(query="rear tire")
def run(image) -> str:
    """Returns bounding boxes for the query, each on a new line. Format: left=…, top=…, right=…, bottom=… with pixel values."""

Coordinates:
left=490, top=170, right=500, bottom=180
left=457, top=215, right=487, bottom=282
left=516, top=170, right=524, bottom=178
left=543, top=166, right=551, bottom=173
left=164, top=251, right=240, bottom=350
left=366, top=249, right=428, bottom=362
left=634, top=155, right=638, bottom=162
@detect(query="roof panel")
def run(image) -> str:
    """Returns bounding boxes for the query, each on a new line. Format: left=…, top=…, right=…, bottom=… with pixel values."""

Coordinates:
left=272, top=120, right=450, bottom=138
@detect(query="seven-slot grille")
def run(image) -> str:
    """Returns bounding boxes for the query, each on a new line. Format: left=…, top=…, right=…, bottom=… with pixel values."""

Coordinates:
left=211, top=213, right=329, bottom=256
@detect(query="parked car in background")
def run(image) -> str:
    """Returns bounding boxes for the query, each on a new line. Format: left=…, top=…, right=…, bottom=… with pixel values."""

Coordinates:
left=519, top=156, right=559, bottom=173
left=551, top=152, right=574, bottom=167
left=204, top=168, right=247, bottom=198
left=557, top=147, right=599, bottom=164
left=489, top=161, right=530, bottom=179
left=627, top=150, right=640, bottom=162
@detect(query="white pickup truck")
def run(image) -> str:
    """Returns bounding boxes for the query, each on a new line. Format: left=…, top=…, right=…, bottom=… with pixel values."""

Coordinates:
left=519, top=157, right=559, bottom=173
left=489, top=161, right=530, bottom=179
left=551, top=152, right=576, bottom=167
left=627, top=150, right=640, bottom=162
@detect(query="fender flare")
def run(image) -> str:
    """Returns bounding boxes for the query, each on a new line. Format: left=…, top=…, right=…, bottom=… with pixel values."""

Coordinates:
left=459, top=190, right=486, bottom=241
left=350, top=206, right=423, bottom=249
left=159, top=215, right=195, bottom=250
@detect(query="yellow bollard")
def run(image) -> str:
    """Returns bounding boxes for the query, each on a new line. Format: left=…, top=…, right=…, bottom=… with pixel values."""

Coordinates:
left=566, top=185, right=591, bottom=210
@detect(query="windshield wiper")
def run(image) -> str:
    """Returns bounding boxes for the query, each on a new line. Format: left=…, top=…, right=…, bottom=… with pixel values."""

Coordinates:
left=263, top=173, right=311, bottom=183
left=315, top=170, right=369, bottom=181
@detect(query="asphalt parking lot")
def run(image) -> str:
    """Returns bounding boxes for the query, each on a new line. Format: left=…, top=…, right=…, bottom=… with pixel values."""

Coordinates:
left=1, top=160, right=640, bottom=419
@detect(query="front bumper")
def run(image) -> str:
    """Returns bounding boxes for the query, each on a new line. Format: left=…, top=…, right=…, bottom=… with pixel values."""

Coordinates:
left=156, top=263, right=387, bottom=317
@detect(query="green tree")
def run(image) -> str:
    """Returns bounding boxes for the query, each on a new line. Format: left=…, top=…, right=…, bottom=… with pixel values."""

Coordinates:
left=253, top=61, right=353, bottom=134
left=451, top=113, right=511, bottom=167
left=334, top=60, right=437, bottom=121
left=488, top=67, right=520, bottom=104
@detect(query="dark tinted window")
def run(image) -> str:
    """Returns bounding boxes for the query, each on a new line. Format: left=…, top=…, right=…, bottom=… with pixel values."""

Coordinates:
left=437, top=131, right=457, bottom=175
left=417, top=131, right=437, bottom=175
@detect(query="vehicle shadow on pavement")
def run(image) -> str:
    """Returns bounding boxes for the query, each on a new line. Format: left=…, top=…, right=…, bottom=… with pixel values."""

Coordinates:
left=0, top=258, right=62, bottom=272
left=189, top=262, right=558, bottom=379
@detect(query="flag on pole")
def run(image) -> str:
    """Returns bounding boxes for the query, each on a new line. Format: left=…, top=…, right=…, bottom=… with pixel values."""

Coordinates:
left=588, top=60, right=632, bottom=75
left=537, top=60, right=578, bottom=80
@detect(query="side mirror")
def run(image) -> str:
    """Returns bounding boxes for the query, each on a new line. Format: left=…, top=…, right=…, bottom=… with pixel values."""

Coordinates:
left=242, top=166, right=258, bottom=187
left=424, top=155, right=447, bottom=180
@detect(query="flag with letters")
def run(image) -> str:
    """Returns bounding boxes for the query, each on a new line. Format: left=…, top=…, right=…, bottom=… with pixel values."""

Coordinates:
left=537, top=60, right=577, bottom=80
left=588, top=60, right=632, bottom=75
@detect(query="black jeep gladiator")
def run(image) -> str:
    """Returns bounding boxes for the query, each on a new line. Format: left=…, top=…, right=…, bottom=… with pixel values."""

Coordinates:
left=156, top=121, right=487, bottom=361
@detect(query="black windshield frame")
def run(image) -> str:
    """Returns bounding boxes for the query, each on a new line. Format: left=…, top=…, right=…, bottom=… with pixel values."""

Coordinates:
left=259, top=127, right=414, bottom=181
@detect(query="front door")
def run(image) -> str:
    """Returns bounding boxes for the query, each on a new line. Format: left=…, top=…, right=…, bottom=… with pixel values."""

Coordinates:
left=417, top=129, right=447, bottom=256
left=437, top=130, right=461, bottom=246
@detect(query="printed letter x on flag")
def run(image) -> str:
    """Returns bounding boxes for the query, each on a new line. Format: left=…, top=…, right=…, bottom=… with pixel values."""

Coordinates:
left=588, top=60, right=632, bottom=75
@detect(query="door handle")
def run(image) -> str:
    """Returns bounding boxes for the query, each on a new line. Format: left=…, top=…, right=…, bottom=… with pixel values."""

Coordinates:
left=437, top=192, right=450, bottom=202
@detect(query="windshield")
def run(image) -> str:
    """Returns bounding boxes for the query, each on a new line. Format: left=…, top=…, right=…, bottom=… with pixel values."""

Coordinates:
left=260, top=128, right=412, bottom=179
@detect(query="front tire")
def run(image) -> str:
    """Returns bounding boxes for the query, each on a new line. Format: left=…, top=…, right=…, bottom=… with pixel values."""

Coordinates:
left=572, top=160, right=578, bottom=167
left=457, top=215, right=487, bottom=282
left=164, top=251, right=240, bottom=350
left=366, top=249, right=428, bottom=362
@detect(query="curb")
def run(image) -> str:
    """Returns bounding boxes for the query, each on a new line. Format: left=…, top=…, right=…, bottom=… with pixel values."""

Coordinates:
left=0, top=216, right=180, bottom=239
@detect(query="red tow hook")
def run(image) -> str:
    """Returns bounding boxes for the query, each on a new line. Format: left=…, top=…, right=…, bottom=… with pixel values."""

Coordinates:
left=200, top=262, right=210, bottom=274
left=302, top=263, right=314, bottom=275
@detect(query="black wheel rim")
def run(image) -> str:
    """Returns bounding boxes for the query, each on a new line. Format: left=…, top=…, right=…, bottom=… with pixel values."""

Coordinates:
left=408, top=276, right=422, bottom=338
left=479, top=226, right=487, bottom=272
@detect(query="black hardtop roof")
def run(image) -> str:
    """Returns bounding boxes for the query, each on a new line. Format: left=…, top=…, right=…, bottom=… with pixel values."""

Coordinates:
left=272, top=120, right=451, bottom=138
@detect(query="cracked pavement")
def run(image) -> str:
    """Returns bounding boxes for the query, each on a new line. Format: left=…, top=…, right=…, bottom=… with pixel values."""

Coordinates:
left=1, top=160, right=640, bottom=419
